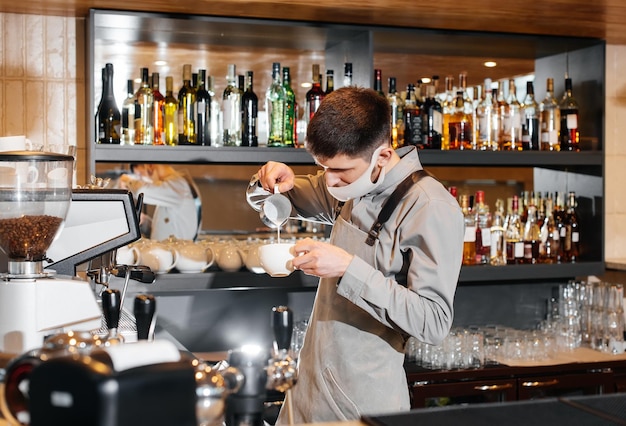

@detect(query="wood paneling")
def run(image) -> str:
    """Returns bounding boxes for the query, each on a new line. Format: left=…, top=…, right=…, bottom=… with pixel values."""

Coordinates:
left=1, top=0, right=625, bottom=44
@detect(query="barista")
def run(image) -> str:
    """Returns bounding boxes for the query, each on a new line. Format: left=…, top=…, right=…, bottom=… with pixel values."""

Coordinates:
left=119, top=163, right=201, bottom=241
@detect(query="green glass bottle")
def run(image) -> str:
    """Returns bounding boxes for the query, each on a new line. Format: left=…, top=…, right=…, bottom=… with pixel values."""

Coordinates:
left=282, top=66, right=296, bottom=147
left=266, top=62, right=287, bottom=146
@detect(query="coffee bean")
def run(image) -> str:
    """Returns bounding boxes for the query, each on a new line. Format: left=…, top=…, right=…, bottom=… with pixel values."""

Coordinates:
left=0, top=215, right=63, bottom=261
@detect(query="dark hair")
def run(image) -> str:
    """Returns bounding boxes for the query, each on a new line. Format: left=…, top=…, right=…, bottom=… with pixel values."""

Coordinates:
left=306, top=87, right=391, bottom=160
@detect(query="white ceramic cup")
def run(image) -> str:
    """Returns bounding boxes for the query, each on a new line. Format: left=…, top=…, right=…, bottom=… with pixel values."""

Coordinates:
left=258, top=243, right=296, bottom=277
left=0, top=136, right=32, bottom=151
left=116, top=245, right=140, bottom=265
left=176, top=243, right=215, bottom=273
left=139, top=243, right=178, bottom=273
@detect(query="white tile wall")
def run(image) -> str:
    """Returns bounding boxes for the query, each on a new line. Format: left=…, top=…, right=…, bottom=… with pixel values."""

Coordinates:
left=0, top=11, right=624, bottom=260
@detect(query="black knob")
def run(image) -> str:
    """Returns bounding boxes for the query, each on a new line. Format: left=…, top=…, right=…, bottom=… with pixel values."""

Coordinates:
left=271, top=306, right=293, bottom=351
left=102, top=289, right=121, bottom=330
left=134, top=294, right=156, bottom=340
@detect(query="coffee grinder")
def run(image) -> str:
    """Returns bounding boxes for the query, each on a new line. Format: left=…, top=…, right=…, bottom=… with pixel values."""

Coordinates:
left=0, top=151, right=102, bottom=354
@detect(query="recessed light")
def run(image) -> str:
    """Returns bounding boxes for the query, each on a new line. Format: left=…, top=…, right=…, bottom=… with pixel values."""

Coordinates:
left=301, top=82, right=312, bottom=89
left=484, top=61, right=497, bottom=68
left=421, top=77, right=431, bottom=84
left=154, top=60, right=167, bottom=66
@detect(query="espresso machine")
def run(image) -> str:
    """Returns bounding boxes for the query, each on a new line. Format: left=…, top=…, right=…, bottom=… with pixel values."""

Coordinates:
left=0, top=151, right=143, bottom=354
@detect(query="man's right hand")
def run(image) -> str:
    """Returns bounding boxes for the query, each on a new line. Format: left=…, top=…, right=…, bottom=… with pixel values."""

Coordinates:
left=256, top=161, right=295, bottom=193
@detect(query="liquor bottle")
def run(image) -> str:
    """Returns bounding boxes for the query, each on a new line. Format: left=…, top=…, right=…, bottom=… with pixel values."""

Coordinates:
left=448, top=90, right=472, bottom=150
left=523, top=204, right=541, bottom=264
left=207, top=76, right=222, bottom=147
left=539, top=196, right=559, bottom=264
left=403, top=84, right=423, bottom=148
left=266, top=63, right=287, bottom=147
left=521, top=81, right=539, bottom=150
left=502, top=79, right=522, bottom=150
left=373, top=69, right=385, bottom=97
left=559, top=77, right=580, bottom=151
left=222, top=64, right=242, bottom=146
left=195, top=70, right=211, bottom=146
left=325, top=70, right=334, bottom=95
left=441, top=75, right=455, bottom=150
left=96, top=63, right=121, bottom=144
left=505, top=195, right=524, bottom=265
left=388, top=77, right=405, bottom=149
left=163, top=76, right=178, bottom=146
left=238, top=75, right=245, bottom=93
left=343, top=62, right=353, bottom=88
left=178, top=64, right=197, bottom=145
left=474, top=190, right=491, bottom=265
left=554, top=192, right=567, bottom=263
left=460, top=195, right=476, bottom=266
left=305, top=64, right=325, bottom=123
left=540, top=78, right=560, bottom=151
left=282, top=66, right=296, bottom=147
left=152, top=73, right=165, bottom=145
left=477, top=78, right=497, bottom=151
left=121, top=79, right=135, bottom=145
left=242, top=71, right=258, bottom=147
left=563, top=191, right=580, bottom=262
left=495, top=81, right=507, bottom=150
left=490, top=199, right=507, bottom=266
left=134, top=67, right=154, bottom=145
left=421, top=84, right=443, bottom=149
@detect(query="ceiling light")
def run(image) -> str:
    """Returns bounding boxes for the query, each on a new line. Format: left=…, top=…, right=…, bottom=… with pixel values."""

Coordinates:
left=484, top=61, right=497, bottom=68
left=421, top=77, right=431, bottom=84
left=154, top=60, right=167, bottom=66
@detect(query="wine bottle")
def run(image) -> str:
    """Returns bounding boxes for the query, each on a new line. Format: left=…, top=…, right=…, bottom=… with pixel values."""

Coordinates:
left=134, top=67, right=154, bottom=145
left=207, top=75, right=222, bottom=147
left=540, top=78, right=560, bottom=151
left=387, top=77, right=404, bottom=149
left=343, top=63, right=353, bottom=88
left=421, top=84, right=443, bottom=149
left=521, top=81, right=539, bottom=150
left=222, top=64, right=242, bottom=146
left=95, top=63, right=121, bottom=144
left=305, top=64, right=325, bottom=123
left=152, top=73, right=165, bottom=145
left=563, top=191, right=580, bottom=262
left=266, top=62, right=286, bottom=147
left=178, top=64, right=197, bottom=144
left=559, top=77, right=580, bottom=152
left=282, top=66, right=296, bottom=147
left=325, top=70, right=334, bottom=95
left=242, top=71, right=258, bottom=147
left=163, top=76, right=178, bottom=146
left=195, top=69, right=211, bottom=146
left=373, top=69, right=384, bottom=97
left=403, top=84, right=423, bottom=148
left=121, top=79, right=135, bottom=145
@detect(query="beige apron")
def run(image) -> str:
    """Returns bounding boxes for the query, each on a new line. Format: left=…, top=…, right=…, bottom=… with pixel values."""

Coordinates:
left=278, top=209, right=410, bottom=424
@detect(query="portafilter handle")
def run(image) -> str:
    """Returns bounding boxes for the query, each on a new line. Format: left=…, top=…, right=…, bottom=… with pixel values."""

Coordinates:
left=134, top=294, right=156, bottom=341
left=101, top=288, right=124, bottom=345
left=271, top=306, right=293, bottom=352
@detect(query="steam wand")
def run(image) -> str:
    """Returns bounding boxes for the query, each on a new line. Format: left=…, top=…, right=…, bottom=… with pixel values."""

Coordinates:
left=266, top=306, right=298, bottom=425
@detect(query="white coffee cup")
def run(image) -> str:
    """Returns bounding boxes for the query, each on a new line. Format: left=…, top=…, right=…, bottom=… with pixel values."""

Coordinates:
left=258, top=243, right=296, bottom=277
left=0, top=136, right=32, bottom=152
left=176, top=242, right=215, bottom=273
left=116, top=245, right=140, bottom=266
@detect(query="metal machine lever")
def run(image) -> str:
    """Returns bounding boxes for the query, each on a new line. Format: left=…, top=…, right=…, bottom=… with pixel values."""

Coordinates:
left=134, top=294, right=156, bottom=341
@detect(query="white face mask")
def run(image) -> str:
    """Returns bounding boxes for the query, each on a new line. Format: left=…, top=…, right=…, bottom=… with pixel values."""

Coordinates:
left=326, top=146, right=386, bottom=202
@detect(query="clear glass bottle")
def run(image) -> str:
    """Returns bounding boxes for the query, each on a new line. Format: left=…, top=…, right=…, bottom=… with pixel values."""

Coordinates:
left=387, top=77, right=405, bottom=149
left=178, top=64, right=197, bottom=145
left=502, top=79, right=522, bottom=151
left=121, top=79, right=135, bottom=145
left=222, top=64, right=242, bottom=146
left=134, top=67, right=154, bottom=145
left=96, top=63, right=121, bottom=144
left=474, top=190, right=491, bottom=265
left=540, top=77, right=560, bottom=151
left=539, top=196, right=559, bottom=264
left=343, top=62, right=353, bottom=88
left=490, top=199, right=507, bottom=266
left=448, top=90, right=472, bottom=150
left=441, top=75, right=454, bottom=150
left=207, top=75, right=222, bottom=147
left=505, top=195, right=524, bottom=265
left=266, top=62, right=286, bottom=147
left=559, top=77, right=580, bottom=152
left=163, top=76, right=178, bottom=146
left=242, top=71, right=258, bottom=147
left=325, top=69, right=334, bottom=95
left=477, top=78, right=497, bottom=151
left=460, top=194, right=476, bottom=266
left=563, top=191, right=580, bottom=262
left=305, top=64, right=325, bottom=123
left=195, top=69, right=212, bottom=146
left=523, top=204, right=541, bottom=264
left=151, top=73, right=165, bottom=145
left=495, top=81, right=507, bottom=150
left=282, top=66, right=296, bottom=147
left=521, top=81, right=539, bottom=151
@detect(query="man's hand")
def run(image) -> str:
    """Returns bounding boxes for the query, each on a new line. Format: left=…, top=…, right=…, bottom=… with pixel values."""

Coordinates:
left=257, top=161, right=295, bottom=193
left=292, top=238, right=354, bottom=278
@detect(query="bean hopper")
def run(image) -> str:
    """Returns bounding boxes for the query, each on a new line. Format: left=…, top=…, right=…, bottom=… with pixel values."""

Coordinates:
left=0, top=151, right=101, bottom=354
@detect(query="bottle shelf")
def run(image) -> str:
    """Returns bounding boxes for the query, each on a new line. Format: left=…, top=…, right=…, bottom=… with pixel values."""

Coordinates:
left=458, top=261, right=605, bottom=283
left=93, top=144, right=603, bottom=167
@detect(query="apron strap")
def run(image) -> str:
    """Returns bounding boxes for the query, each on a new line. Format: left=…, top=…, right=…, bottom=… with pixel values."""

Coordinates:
left=365, top=169, right=432, bottom=246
